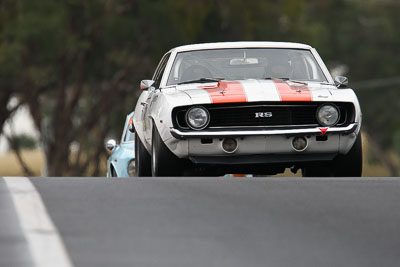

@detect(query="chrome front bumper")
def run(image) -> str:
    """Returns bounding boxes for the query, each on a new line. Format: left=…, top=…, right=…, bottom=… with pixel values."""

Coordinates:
left=170, top=123, right=358, bottom=139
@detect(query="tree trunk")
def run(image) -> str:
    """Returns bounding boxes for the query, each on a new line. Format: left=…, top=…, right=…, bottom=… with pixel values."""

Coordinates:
left=0, top=89, right=12, bottom=134
left=6, top=135, right=34, bottom=176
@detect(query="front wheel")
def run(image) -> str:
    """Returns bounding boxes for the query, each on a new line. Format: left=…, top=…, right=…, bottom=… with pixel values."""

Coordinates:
left=301, top=162, right=333, bottom=177
left=111, top=167, right=117, bottom=177
left=302, top=133, right=363, bottom=177
left=151, top=125, right=182, bottom=177
left=135, top=130, right=151, bottom=177
left=332, top=133, right=363, bottom=177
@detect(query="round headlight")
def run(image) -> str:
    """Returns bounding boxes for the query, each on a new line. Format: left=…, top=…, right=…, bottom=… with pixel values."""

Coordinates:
left=186, top=106, right=210, bottom=130
left=127, top=160, right=136, bottom=177
left=317, top=104, right=340, bottom=126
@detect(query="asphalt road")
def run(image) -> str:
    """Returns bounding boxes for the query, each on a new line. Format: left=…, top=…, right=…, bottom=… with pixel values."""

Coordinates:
left=1, top=177, right=400, bottom=267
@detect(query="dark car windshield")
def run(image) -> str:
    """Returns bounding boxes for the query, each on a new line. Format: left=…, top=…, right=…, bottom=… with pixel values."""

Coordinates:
left=167, top=48, right=327, bottom=85
left=123, top=129, right=135, bottom=143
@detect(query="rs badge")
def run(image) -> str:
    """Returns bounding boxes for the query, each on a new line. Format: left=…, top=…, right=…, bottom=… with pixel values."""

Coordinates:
left=255, top=112, right=273, bottom=118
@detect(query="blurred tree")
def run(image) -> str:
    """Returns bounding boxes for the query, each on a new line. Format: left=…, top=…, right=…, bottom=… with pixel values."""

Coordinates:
left=6, top=133, right=35, bottom=176
left=8, top=134, right=37, bottom=150
left=303, top=0, right=400, bottom=174
left=0, top=0, right=152, bottom=175
left=0, top=0, right=22, bottom=133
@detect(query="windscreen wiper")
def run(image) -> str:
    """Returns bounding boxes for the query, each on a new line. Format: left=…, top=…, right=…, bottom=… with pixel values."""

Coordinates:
left=319, top=81, right=334, bottom=86
left=264, top=77, right=308, bottom=86
left=178, top=78, right=224, bottom=85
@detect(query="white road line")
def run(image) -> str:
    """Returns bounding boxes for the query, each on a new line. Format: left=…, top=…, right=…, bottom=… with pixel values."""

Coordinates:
left=3, top=177, right=74, bottom=267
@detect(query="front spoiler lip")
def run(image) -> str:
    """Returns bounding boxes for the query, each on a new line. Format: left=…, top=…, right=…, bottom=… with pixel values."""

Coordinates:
left=170, top=123, right=358, bottom=139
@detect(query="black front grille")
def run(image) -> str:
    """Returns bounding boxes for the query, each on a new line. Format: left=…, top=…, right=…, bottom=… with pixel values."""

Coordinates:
left=173, top=102, right=354, bottom=130
left=208, top=105, right=317, bottom=127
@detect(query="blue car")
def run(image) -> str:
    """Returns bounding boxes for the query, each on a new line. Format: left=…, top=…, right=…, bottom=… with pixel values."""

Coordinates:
left=106, top=112, right=135, bottom=177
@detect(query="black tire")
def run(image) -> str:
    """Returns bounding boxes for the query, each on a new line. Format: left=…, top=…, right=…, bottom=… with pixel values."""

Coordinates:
left=332, top=133, right=363, bottom=177
left=151, top=125, right=182, bottom=177
left=302, top=133, right=363, bottom=177
left=111, top=167, right=117, bottom=177
left=135, top=130, right=151, bottom=177
left=302, top=162, right=333, bottom=177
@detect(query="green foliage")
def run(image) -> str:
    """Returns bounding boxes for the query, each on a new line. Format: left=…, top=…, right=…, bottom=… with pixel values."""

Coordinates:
left=9, top=134, right=38, bottom=150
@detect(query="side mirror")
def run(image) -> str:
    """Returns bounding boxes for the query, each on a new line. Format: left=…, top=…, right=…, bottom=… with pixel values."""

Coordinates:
left=106, top=139, right=117, bottom=152
left=140, top=80, right=155, bottom=90
left=334, top=76, right=349, bottom=88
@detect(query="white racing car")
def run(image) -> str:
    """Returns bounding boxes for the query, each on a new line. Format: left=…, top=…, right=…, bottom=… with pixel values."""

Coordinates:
left=133, top=42, right=362, bottom=177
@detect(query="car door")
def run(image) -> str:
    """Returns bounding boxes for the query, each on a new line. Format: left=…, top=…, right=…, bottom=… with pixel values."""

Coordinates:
left=143, top=53, right=171, bottom=144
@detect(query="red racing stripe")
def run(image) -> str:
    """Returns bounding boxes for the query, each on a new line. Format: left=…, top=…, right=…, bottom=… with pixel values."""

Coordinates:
left=273, top=80, right=312, bottom=101
left=204, top=81, right=247, bottom=103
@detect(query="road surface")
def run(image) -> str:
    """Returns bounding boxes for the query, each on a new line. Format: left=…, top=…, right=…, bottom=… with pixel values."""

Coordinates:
left=1, top=177, right=400, bottom=267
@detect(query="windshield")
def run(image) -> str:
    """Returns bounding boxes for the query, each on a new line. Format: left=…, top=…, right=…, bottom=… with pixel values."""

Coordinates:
left=122, top=114, right=135, bottom=143
left=123, top=128, right=135, bottom=143
left=167, top=48, right=327, bottom=85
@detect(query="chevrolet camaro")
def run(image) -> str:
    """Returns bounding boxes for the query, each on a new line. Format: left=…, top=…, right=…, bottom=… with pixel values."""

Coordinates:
left=133, top=42, right=362, bottom=177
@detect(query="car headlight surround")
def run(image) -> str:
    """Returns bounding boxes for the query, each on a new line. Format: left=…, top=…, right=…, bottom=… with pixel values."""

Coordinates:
left=316, top=104, right=340, bottom=126
left=127, top=159, right=136, bottom=177
left=185, top=106, right=210, bottom=130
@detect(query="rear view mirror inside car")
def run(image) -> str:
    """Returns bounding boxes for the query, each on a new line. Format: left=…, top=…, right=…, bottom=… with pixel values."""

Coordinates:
left=230, top=58, right=259, bottom=65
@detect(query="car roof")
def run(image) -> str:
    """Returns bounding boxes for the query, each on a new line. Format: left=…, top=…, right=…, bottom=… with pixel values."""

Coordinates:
left=168, top=41, right=312, bottom=53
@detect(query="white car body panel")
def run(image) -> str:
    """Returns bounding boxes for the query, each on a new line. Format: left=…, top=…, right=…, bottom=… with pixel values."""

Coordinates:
left=133, top=41, right=362, bottom=167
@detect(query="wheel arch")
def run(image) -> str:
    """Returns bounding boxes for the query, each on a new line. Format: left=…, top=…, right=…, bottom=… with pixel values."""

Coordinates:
left=149, top=116, right=171, bottom=143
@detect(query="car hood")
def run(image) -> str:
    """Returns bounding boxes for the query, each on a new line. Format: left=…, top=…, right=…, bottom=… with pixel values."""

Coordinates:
left=173, top=79, right=340, bottom=104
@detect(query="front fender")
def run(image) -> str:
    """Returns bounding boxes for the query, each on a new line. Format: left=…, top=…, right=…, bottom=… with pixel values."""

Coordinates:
left=148, top=89, right=192, bottom=158
left=330, top=88, right=362, bottom=133
left=149, top=89, right=192, bottom=141
left=330, top=88, right=362, bottom=154
left=133, top=90, right=151, bottom=153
